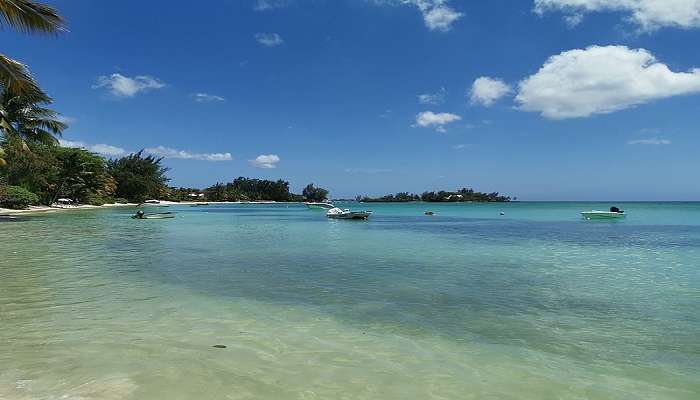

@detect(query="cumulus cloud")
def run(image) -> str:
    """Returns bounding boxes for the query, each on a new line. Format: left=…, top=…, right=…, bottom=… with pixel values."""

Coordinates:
left=192, top=93, right=225, bottom=102
left=250, top=154, right=280, bottom=168
left=515, top=45, right=700, bottom=119
left=628, top=138, right=671, bottom=145
left=92, top=73, right=165, bottom=98
left=469, top=77, right=512, bottom=106
left=372, top=0, right=463, bottom=31
left=255, top=32, right=284, bottom=47
left=421, top=2, right=463, bottom=31
left=59, top=139, right=127, bottom=157
left=145, top=146, right=232, bottom=161
left=418, top=87, right=447, bottom=104
left=414, top=111, right=461, bottom=132
left=534, top=0, right=700, bottom=31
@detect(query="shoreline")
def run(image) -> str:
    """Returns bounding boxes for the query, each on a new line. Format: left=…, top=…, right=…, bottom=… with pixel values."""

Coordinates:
left=0, top=200, right=305, bottom=215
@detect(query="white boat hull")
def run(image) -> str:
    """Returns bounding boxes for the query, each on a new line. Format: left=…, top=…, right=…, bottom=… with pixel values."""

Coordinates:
left=582, top=211, right=625, bottom=220
left=326, top=208, right=372, bottom=219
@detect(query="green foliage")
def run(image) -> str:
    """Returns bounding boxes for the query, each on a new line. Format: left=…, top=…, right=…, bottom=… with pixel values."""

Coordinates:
left=0, top=0, right=66, bottom=100
left=359, top=192, right=419, bottom=203
left=0, top=140, right=115, bottom=205
left=0, top=184, right=38, bottom=209
left=167, top=187, right=203, bottom=202
left=360, top=188, right=510, bottom=203
left=0, top=89, right=67, bottom=145
left=302, top=183, right=329, bottom=202
left=107, top=150, right=170, bottom=203
left=202, top=177, right=292, bottom=202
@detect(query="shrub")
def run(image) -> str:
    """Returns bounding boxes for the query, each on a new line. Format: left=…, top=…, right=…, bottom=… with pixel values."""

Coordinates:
left=0, top=185, right=40, bottom=209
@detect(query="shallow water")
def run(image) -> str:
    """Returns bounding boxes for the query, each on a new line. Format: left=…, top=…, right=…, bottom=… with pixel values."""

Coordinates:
left=1, top=202, right=699, bottom=399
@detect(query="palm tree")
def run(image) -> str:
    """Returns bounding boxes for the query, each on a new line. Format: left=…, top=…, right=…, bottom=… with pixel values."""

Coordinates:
left=0, top=89, right=66, bottom=145
left=0, top=0, right=65, bottom=99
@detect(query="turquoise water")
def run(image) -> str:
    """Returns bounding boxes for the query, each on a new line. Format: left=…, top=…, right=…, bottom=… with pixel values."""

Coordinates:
left=1, top=202, right=698, bottom=399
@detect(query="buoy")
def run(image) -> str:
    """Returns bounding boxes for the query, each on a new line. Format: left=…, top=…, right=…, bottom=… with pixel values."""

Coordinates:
left=212, top=344, right=227, bottom=349
left=500, top=211, right=505, bottom=216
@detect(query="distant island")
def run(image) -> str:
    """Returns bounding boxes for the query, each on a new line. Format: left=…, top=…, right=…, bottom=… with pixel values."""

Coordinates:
left=357, top=188, right=511, bottom=203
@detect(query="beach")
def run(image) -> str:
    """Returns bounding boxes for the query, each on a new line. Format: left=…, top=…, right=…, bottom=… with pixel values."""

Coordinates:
left=1, top=201, right=698, bottom=399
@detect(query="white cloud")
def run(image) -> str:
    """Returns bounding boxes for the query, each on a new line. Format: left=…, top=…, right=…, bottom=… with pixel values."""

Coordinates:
left=372, top=0, right=463, bottom=31
left=60, top=140, right=232, bottom=161
left=92, top=73, right=165, bottom=98
left=469, top=77, right=512, bottom=106
left=515, top=45, right=700, bottom=119
left=250, top=154, right=280, bottom=168
left=145, top=146, right=232, bottom=161
left=422, top=3, right=463, bottom=31
left=414, top=111, right=461, bottom=132
left=192, top=93, right=225, bottom=102
left=628, top=138, right=671, bottom=145
left=451, top=143, right=469, bottom=149
left=255, top=33, right=284, bottom=47
left=254, top=0, right=290, bottom=11
left=418, top=87, right=447, bottom=104
left=59, top=139, right=127, bottom=157
left=534, top=0, right=700, bottom=31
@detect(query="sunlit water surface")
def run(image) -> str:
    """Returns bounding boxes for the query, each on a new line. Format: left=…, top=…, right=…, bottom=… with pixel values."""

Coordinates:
left=1, top=202, right=699, bottom=399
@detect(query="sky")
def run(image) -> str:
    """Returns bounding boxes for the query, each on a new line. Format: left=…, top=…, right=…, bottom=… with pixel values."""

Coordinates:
left=5, top=0, right=700, bottom=200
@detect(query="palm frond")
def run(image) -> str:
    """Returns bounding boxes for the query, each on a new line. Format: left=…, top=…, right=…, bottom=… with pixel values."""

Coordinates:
left=24, top=126, right=57, bottom=145
left=25, top=117, right=66, bottom=134
left=0, top=0, right=65, bottom=35
left=0, top=54, right=48, bottom=100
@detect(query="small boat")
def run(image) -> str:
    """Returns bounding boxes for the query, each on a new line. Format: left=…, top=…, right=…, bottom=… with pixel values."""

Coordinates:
left=305, top=202, right=335, bottom=210
left=326, top=207, right=372, bottom=220
left=582, top=207, right=625, bottom=220
left=190, top=203, right=210, bottom=207
left=132, top=212, right=176, bottom=220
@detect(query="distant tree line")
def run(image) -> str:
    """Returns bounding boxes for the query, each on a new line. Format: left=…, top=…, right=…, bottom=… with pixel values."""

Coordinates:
left=358, top=188, right=510, bottom=203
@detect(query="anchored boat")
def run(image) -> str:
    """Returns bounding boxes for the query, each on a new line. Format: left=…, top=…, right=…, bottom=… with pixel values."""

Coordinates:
left=326, top=207, right=372, bottom=220
left=582, top=206, right=626, bottom=220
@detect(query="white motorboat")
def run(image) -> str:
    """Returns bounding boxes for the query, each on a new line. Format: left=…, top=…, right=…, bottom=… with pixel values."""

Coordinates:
left=326, top=207, right=372, bottom=220
left=582, top=207, right=626, bottom=220
left=305, top=202, right=335, bottom=210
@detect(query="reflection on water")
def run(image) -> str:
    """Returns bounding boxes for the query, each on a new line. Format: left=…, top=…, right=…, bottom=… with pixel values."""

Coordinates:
left=1, top=203, right=699, bottom=399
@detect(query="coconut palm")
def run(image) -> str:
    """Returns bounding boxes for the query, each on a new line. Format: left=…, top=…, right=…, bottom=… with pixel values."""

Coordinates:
left=0, top=89, right=66, bottom=145
left=0, top=0, right=65, bottom=99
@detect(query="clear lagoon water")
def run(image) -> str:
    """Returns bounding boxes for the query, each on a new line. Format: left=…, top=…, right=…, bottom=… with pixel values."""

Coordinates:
left=1, top=202, right=698, bottom=399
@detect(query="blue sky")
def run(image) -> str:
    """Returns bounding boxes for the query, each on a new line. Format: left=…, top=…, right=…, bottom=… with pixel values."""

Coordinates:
left=5, top=0, right=700, bottom=200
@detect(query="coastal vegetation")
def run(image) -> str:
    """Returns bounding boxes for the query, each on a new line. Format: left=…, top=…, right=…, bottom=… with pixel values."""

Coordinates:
left=358, top=188, right=511, bottom=203
left=302, top=183, right=329, bottom=202
left=107, top=151, right=169, bottom=203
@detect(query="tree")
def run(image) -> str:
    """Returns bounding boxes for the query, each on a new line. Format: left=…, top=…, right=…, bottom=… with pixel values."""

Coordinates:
left=0, top=0, right=65, bottom=100
left=0, top=89, right=66, bottom=145
left=302, top=183, right=329, bottom=202
left=107, top=151, right=170, bottom=203
left=47, top=147, right=113, bottom=204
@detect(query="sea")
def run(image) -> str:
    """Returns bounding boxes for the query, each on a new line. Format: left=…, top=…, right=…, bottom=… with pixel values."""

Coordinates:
left=1, top=201, right=698, bottom=399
